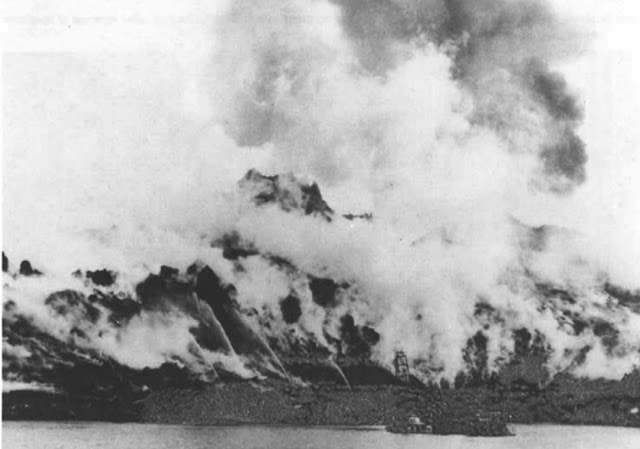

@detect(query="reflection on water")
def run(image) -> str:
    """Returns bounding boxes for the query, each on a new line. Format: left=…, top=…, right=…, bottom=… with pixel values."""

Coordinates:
left=4, top=422, right=640, bottom=449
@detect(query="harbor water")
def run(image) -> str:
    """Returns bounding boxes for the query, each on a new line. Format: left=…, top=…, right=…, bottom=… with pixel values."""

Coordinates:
left=4, top=421, right=640, bottom=449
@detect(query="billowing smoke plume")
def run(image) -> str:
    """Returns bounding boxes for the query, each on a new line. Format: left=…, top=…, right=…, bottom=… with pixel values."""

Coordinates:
left=213, top=0, right=587, bottom=193
left=335, top=0, right=587, bottom=191
left=3, top=0, right=640, bottom=390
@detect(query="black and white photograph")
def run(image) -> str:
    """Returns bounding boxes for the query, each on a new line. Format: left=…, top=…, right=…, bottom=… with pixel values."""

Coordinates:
left=2, top=0, right=640, bottom=448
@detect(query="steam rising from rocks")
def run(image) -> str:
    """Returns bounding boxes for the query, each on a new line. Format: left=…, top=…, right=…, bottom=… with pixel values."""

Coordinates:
left=3, top=0, right=640, bottom=388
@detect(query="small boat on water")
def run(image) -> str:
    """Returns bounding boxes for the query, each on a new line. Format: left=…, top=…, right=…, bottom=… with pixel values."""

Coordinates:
left=385, top=416, right=433, bottom=434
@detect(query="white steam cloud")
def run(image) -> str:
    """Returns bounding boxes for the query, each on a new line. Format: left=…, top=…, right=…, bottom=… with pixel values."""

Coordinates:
left=3, top=0, right=640, bottom=381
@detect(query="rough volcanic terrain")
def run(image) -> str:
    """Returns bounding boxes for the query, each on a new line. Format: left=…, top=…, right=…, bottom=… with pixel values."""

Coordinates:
left=4, top=171, right=640, bottom=436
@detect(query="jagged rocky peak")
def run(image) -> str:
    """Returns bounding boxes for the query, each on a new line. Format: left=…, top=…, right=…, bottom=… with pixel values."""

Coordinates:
left=19, top=259, right=43, bottom=277
left=239, top=169, right=334, bottom=221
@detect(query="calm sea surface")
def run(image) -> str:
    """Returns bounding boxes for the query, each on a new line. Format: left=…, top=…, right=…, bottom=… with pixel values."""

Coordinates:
left=4, top=422, right=640, bottom=449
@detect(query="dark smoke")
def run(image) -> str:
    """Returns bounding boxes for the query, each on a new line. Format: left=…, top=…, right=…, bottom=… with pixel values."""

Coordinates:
left=330, top=0, right=432, bottom=74
left=525, top=59, right=586, bottom=189
left=540, top=127, right=586, bottom=189
left=331, top=0, right=587, bottom=191
left=527, top=60, right=583, bottom=123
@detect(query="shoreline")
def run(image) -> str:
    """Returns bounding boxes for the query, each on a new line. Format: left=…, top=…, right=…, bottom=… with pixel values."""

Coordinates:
left=5, top=369, right=640, bottom=436
left=6, top=417, right=640, bottom=427
left=5, top=420, right=640, bottom=432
